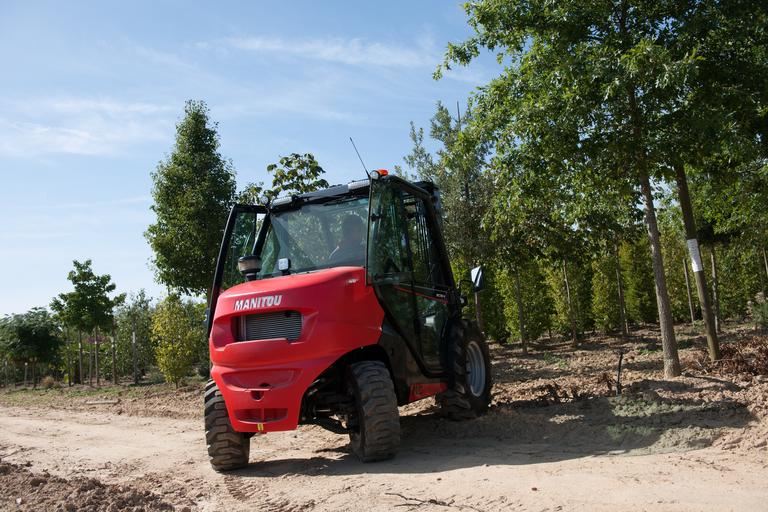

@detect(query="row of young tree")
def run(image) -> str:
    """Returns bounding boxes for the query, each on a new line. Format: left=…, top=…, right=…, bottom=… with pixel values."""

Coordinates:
left=0, top=261, right=209, bottom=389
left=403, top=0, right=768, bottom=380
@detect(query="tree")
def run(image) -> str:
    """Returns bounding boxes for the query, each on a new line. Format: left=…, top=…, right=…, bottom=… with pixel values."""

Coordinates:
left=152, top=293, right=206, bottom=388
left=398, top=101, right=494, bottom=331
left=436, top=1, right=763, bottom=376
left=239, top=152, right=330, bottom=205
left=51, top=260, right=125, bottom=333
left=0, top=308, right=63, bottom=388
left=51, top=259, right=125, bottom=386
left=145, top=100, right=237, bottom=298
left=113, top=290, right=156, bottom=382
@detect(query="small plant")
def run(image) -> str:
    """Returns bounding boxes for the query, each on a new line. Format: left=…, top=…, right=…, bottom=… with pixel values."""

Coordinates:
left=41, top=376, right=55, bottom=390
left=677, top=339, right=694, bottom=350
left=543, top=351, right=568, bottom=368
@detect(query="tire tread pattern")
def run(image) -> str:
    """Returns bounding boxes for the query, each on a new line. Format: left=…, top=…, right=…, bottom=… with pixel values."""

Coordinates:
left=438, top=319, right=493, bottom=421
left=348, top=361, right=400, bottom=462
left=204, top=379, right=250, bottom=472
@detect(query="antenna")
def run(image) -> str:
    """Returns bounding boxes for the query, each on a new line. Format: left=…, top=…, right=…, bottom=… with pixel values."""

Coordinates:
left=349, top=138, right=370, bottom=178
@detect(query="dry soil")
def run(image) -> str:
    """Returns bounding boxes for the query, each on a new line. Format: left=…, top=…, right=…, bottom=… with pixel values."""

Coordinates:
left=1, top=323, right=768, bottom=511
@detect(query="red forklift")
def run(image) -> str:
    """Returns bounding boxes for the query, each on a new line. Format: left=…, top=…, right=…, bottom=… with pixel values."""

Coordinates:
left=204, top=170, right=491, bottom=471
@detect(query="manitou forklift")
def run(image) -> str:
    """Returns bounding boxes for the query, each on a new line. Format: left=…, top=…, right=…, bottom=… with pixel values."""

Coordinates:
left=204, top=170, right=491, bottom=471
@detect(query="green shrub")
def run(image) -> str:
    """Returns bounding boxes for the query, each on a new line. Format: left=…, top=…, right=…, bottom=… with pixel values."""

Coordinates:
left=152, top=293, right=206, bottom=388
left=592, top=248, right=621, bottom=332
left=500, top=261, right=553, bottom=343
left=621, top=238, right=658, bottom=324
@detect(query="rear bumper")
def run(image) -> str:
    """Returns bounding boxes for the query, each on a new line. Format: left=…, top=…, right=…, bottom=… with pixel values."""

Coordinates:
left=209, top=267, right=384, bottom=433
left=211, top=352, right=338, bottom=432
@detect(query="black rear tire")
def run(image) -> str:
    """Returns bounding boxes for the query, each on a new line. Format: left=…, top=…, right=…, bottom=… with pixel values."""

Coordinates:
left=439, top=320, right=493, bottom=420
left=204, top=379, right=250, bottom=471
left=347, top=361, right=400, bottom=462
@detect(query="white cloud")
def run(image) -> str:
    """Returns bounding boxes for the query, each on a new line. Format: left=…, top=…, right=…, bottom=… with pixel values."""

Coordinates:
left=226, top=35, right=436, bottom=68
left=0, top=99, right=172, bottom=158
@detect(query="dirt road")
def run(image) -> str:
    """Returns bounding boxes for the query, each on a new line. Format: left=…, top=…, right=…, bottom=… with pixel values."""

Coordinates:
left=2, top=330, right=768, bottom=511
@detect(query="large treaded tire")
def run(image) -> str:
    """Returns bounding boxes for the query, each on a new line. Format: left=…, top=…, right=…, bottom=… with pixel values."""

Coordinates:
left=204, top=379, right=250, bottom=472
left=347, top=361, right=400, bottom=462
left=438, top=319, right=493, bottom=420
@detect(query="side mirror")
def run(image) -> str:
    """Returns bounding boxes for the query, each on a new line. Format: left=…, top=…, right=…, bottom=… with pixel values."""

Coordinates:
left=470, top=266, right=486, bottom=294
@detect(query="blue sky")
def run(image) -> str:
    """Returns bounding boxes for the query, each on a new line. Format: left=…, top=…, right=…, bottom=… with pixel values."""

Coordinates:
left=0, top=1, right=498, bottom=316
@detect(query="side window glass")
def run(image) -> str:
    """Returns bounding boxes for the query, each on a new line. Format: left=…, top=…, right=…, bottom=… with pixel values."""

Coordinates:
left=221, top=211, right=258, bottom=290
left=402, top=194, right=446, bottom=286
left=367, top=181, right=411, bottom=284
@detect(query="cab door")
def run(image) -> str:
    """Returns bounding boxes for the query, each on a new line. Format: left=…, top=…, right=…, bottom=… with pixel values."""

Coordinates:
left=399, top=186, right=456, bottom=369
left=367, top=180, right=421, bottom=359
left=367, top=179, right=455, bottom=372
left=207, top=204, right=266, bottom=337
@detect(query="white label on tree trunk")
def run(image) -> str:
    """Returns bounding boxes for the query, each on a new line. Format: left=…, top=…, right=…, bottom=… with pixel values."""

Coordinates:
left=687, top=239, right=704, bottom=272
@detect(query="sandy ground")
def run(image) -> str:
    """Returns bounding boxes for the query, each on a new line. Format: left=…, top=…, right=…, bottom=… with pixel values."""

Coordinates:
left=1, top=324, right=767, bottom=511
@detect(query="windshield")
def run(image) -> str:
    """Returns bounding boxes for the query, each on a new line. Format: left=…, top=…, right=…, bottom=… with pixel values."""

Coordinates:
left=257, top=197, right=369, bottom=277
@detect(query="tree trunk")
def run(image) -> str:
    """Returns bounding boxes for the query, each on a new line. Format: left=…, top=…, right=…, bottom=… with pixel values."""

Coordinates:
left=684, top=259, right=695, bottom=324
left=66, top=328, right=72, bottom=387
left=112, top=324, right=118, bottom=386
left=88, top=330, right=93, bottom=387
left=710, top=245, right=721, bottom=332
left=760, top=248, right=766, bottom=296
left=95, top=327, right=100, bottom=388
left=614, top=236, right=629, bottom=338
left=132, top=313, right=139, bottom=385
left=763, top=248, right=768, bottom=292
left=78, top=330, right=83, bottom=385
left=674, top=163, right=720, bottom=361
left=640, top=173, right=681, bottom=377
left=563, top=258, right=579, bottom=346
left=515, top=267, right=527, bottom=355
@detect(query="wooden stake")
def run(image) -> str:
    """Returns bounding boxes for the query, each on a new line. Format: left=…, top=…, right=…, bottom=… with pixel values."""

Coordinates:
left=515, top=267, right=527, bottom=355
left=614, top=236, right=628, bottom=337
left=684, top=259, right=695, bottom=324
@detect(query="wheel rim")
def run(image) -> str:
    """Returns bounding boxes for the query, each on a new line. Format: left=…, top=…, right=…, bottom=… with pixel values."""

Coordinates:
left=465, top=340, right=486, bottom=396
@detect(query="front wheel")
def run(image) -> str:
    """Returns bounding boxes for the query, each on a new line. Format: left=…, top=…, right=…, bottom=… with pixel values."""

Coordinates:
left=439, top=320, right=493, bottom=420
left=204, top=379, right=250, bottom=471
left=346, top=361, right=400, bottom=462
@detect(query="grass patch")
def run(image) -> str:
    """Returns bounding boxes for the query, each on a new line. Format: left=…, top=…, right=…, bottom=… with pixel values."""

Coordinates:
left=543, top=351, right=569, bottom=368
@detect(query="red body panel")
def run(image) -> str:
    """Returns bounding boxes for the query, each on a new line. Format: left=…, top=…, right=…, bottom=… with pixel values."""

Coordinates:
left=408, top=382, right=448, bottom=402
left=209, top=267, right=384, bottom=433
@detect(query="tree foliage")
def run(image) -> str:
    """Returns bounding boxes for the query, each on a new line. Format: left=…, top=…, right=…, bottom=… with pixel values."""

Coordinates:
left=152, top=293, right=206, bottom=388
left=239, top=153, right=330, bottom=204
left=50, top=259, right=125, bottom=333
left=435, top=0, right=767, bottom=374
left=145, top=100, right=237, bottom=297
left=1, top=308, right=64, bottom=387
left=112, top=290, right=157, bottom=379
